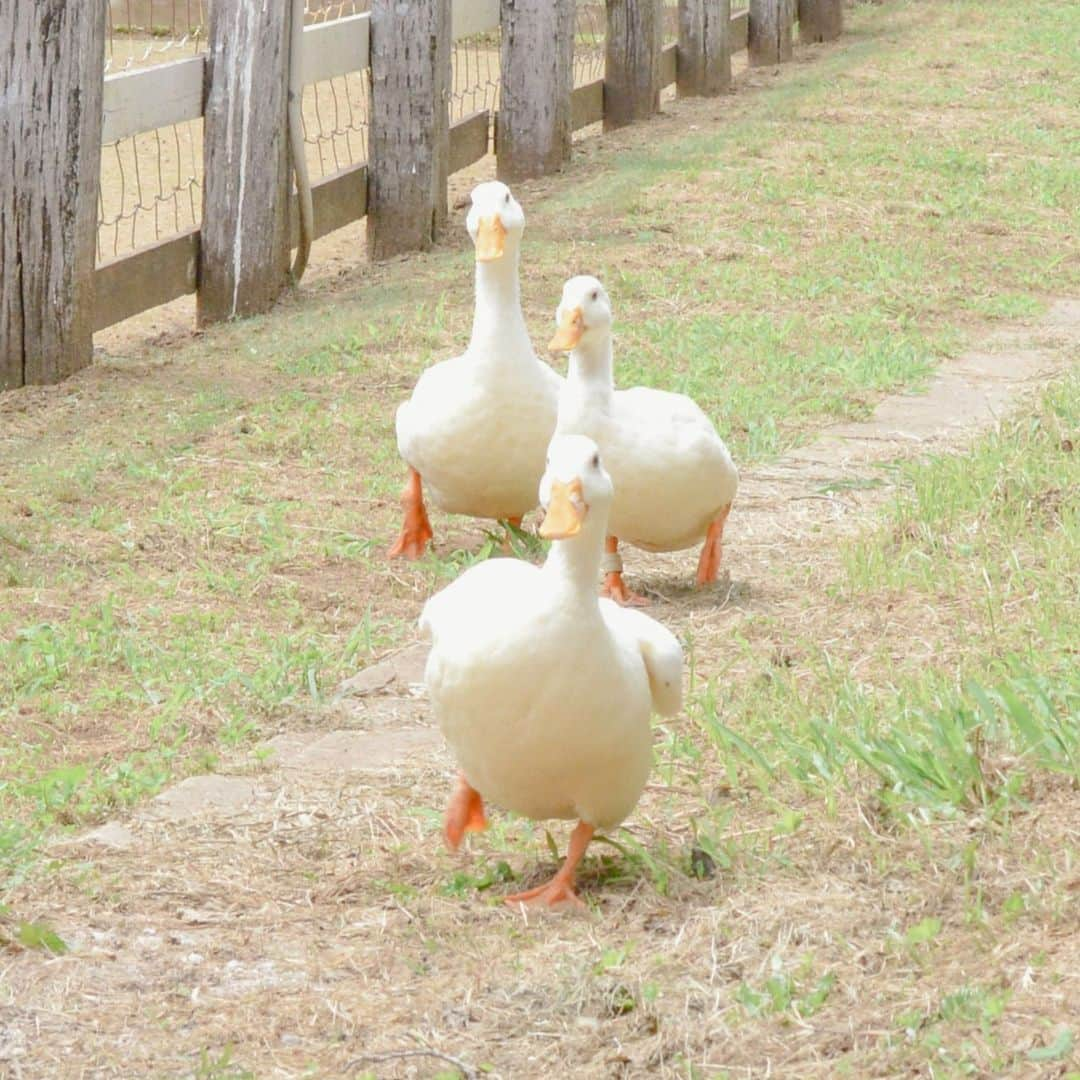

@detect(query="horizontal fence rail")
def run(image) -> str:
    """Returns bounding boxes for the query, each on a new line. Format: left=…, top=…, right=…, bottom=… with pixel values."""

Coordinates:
left=91, top=4, right=755, bottom=334
left=101, top=1, right=498, bottom=144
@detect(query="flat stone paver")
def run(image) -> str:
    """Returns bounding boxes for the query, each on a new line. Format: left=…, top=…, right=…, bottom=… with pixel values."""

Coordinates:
left=147, top=774, right=258, bottom=821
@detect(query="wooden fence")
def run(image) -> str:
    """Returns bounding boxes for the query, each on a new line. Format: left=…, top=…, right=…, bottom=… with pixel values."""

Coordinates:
left=1, top=0, right=842, bottom=390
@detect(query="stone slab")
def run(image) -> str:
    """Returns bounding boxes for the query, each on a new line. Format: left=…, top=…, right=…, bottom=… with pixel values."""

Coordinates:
left=147, top=774, right=257, bottom=821
left=278, top=727, right=441, bottom=774
left=336, top=642, right=429, bottom=698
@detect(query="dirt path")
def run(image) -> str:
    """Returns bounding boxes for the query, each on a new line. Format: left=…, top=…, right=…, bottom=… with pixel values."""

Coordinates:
left=4, top=302, right=1078, bottom=1077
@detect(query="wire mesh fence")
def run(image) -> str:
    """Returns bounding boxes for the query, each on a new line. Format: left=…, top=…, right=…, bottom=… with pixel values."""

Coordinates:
left=452, top=30, right=501, bottom=120
left=98, top=1, right=610, bottom=262
left=574, top=1, right=606, bottom=88
left=104, top=0, right=208, bottom=74
left=300, top=1, right=372, bottom=182
left=99, top=1, right=208, bottom=260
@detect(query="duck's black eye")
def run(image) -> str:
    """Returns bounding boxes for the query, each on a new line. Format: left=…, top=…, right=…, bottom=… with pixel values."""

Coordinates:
left=505, top=192, right=511, bottom=205
left=591, top=452, right=600, bottom=468
left=590, top=289, right=599, bottom=302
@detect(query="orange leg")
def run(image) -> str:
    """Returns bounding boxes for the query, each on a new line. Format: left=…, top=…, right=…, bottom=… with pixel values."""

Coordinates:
left=695, top=503, right=732, bottom=586
left=444, top=773, right=488, bottom=851
left=505, top=820, right=595, bottom=910
left=388, top=466, right=434, bottom=560
left=500, top=515, right=523, bottom=553
left=600, top=536, right=648, bottom=607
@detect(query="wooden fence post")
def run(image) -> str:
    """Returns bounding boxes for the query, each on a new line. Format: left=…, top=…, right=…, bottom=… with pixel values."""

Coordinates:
left=748, top=0, right=793, bottom=66
left=604, top=0, right=663, bottom=131
left=0, top=2, right=105, bottom=389
left=367, top=0, right=451, bottom=260
left=798, top=0, right=842, bottom=43
left=198, top=0, right=293, bottom=325
left=677, top=0, right=732, bottom=97
left=497, top=0, right=575, bottom=182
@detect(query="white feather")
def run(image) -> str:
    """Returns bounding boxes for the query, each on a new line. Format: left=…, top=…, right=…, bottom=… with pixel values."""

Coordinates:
left=421, top=436, right=685, bottom=831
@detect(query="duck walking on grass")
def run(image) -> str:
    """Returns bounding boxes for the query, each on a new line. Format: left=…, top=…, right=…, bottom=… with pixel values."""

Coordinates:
left=549, top=276, right=739, bottom=605
left=420, top=435, right=683, bottom=909
left=389, top=182, right=562, bottom=559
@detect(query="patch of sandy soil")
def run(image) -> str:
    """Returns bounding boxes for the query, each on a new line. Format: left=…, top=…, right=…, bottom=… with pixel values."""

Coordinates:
left=4, top=302, right=1077, bottom=1078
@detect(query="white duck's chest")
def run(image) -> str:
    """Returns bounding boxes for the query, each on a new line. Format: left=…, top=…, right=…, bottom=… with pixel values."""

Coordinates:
left=426, top=604, right=653, bottom=827
left=402, top=351, right=560, bottom=517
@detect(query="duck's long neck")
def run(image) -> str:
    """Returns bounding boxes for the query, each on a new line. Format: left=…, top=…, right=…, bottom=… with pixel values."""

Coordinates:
left=558, top=335, right=615, bottom=429
left=467, top=245, right=531, bottom=360
left=542, top=519, right=608, bottom=602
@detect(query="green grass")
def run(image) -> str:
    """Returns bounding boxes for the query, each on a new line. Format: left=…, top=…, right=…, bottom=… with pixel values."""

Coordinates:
left=2, top=0, right=1078, bottom=924
left=687, top=374, right=1078, bottom=828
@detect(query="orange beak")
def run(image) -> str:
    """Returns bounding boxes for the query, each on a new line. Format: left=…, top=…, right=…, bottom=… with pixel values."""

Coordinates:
left=539, top=479, right=586, bottom=540
left=548, top=307, right=584, bottom=352
left=475, top=215, right=507, bottom=262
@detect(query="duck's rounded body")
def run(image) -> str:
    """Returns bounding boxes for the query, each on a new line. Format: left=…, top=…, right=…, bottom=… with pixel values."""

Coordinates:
left=420, top=435, right=683, bottom=907
left=397, top=349, right=560, bottom=520
left=391, top=182, right=561, bottom=552
left=559, top=383, right=738, bottom=552
left=549, top=276, right=738, bottom=600
left=424, top=560, right=654, bottom=828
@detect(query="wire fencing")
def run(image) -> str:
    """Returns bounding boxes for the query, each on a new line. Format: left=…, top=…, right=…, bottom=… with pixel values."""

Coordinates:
left=99, top=1, right=208, bottom=260
left=452, top=30, right=501, bottom=120
left=301, top=1, right=372, bottom=181
left=575, top=1, right=606, bottom=88
left=98, top=0, right=608, bottom=262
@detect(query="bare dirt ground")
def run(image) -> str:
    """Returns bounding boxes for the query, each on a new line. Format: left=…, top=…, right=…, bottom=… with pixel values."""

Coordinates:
left=6, top=303, right=1077, bottom=1079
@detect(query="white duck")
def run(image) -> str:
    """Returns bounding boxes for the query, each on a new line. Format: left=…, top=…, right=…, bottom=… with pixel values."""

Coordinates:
left=389, top=181, right=562, bottom=558
left=420, top=434, right=683, bottom=909
left=550, top=276, right=738, bottom=604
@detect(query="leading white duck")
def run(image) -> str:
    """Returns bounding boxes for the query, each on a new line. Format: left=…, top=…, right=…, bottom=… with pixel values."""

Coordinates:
left=550, top=276, right=738, bottom=604
left=389, top=181, right=562, bottom=559
left=420, top=434, right=683, bottom=909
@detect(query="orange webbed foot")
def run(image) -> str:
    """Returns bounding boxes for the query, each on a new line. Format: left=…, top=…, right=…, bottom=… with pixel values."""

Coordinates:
left=444, top=775, right=488, bottom=851
left=388, top=467, right=434, bottom=560
left=504, top=821, right=595, bottom=912
left=504, top=878, right=585, bottom=911
left=601, top=571, right=649, bottom=607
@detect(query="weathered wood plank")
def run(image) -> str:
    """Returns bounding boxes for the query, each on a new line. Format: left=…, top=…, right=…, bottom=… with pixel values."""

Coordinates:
left=93, top=229, right=199, bottom=332
left=198, top=0, right=293, bottom=324
left=497, top=0, right=574, bottom=182
left=749, top=0, right=793, bottom=65
left=102, top=57, right=205, bottom=144
left=1, top=1, right=106, bottom=388
left=298, top=12, right=369, bottom=85
left=731, top=7, right=749, bottom=50
left=660, top=42, right=677, bottom=87
left=571, top=79, right=606, bottom=130
left=798, top=0, right=842, bottom=43
left=605, top=0, right=663, bottom=130
left=452, top=0, right=501, bottom=38
left=290, top=165, right=367, bottom=246
left=677, top=0, right=732, bottom=96
left=450, top=110, right=491, bottom=174
left=367, top=0, right=451, bottom=260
